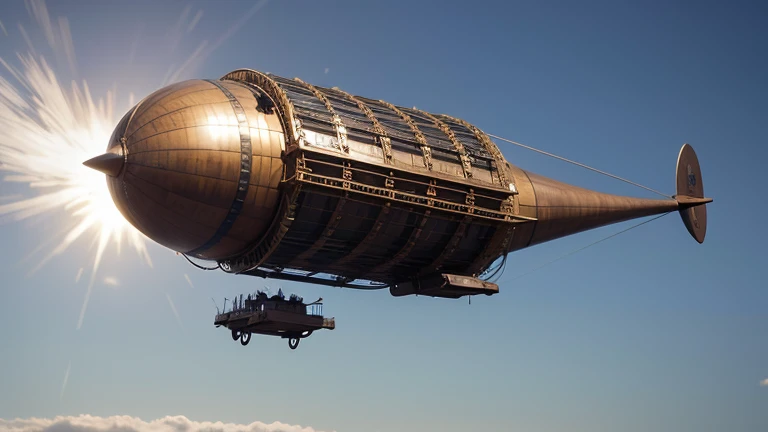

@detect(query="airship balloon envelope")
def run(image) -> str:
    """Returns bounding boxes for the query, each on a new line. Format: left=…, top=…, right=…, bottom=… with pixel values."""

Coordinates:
left=84, top=69, right=711, bottom=299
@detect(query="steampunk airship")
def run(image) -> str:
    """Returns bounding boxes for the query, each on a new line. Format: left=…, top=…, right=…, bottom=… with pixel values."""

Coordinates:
left=84, top=69, right=711, bottom=300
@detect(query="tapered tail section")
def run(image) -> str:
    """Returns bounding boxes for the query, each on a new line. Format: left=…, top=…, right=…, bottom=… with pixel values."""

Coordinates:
left=512, top=143, right=712, bottom=249
left=521, top=172, right=681, bottom=247
left=674, top=144, right=710, bottom=243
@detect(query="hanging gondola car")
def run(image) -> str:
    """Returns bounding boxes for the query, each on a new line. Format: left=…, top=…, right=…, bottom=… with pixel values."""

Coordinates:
left=214, top=292, right=334, bottom=349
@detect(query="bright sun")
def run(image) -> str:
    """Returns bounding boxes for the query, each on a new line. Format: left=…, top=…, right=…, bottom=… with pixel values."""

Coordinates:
left=0, top=54, right=152, bottom=328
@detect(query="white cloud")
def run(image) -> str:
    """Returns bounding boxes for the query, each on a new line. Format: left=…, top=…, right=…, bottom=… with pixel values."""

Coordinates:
left=0, top=415, right=332, bottom=432
left=760, top=378, right=768, bottom=386
left=103, top=277, right=119, bottom=286
left=324, top=68, right=329, bottom=74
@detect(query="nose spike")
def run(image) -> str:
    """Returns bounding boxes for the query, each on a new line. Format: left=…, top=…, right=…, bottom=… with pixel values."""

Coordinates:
left=83, top=146, right=125, bottom=177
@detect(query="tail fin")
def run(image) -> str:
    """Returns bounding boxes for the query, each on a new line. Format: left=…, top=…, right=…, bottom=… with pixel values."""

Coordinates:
left=674, top=144, right=711, bottom=243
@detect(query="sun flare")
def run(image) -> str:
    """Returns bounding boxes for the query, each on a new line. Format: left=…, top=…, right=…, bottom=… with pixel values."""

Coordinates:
left=0, top=53, right=152, bottom=328
left=1, top=0, right=264, bottom=330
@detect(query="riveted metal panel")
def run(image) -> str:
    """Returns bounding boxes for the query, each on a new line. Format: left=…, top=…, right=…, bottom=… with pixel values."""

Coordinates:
left=216, top=70, right=531, bottom=284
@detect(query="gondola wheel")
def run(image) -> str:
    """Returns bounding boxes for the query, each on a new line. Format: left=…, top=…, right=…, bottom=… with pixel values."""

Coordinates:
left=231, top=330, right=240, bottom=341
left=288, top=337, right=300, bottom=350
left=240, top=332, right=251, bottom=346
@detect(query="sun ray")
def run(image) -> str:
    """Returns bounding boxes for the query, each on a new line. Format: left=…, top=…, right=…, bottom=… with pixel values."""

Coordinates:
left=166, top=293, right=184, bottom=330
left=0, top=40, right=151, bottom=328
left=59, top=360, right=71, bottom=401
left=1, top=0, right=230, bottom=329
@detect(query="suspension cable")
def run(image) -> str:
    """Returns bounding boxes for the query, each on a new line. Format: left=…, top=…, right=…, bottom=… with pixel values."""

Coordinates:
left=180, top=253, right=221, bottom=270
left=486, top=133, right=672, bottom=199
left=510, top=212, right=673, bottom=282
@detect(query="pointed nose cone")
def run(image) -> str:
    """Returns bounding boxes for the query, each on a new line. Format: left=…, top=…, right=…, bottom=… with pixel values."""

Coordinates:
left=83, top=146, right=125, bottom=177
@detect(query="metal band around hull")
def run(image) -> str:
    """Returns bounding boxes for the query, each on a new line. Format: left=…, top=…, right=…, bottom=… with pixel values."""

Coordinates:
left=213, top=70, right=529, bottom=281
left=420, top=215, right=472, bottom=275
left=367, top=209, right=431, bottom=279
left=294, top=78, right=349, bottom=154
left=186, top=80, right=252, bottom=256
left=333, top=88, right=394, bottom=163
left=440, top=114, right=511, bottom=187
left=222, top=69, right=304, bottom=152
left=292, top=194, right=349, bottom=264
left=329, top=203, right=392, bottom=273
left=417, top=109, right=473, bottom=178
left=379, top=100, right=433, bottom=171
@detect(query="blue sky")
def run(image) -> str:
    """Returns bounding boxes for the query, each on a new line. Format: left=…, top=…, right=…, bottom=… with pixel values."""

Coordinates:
left=0, top=1, right=766, bottom=431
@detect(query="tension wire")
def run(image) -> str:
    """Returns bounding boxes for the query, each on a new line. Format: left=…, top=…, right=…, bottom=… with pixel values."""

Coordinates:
left=486, top=133, right=672, bottom=199
left=180, top=253, right=221, bottom=270
left=510, top=212, right=673, bottom=282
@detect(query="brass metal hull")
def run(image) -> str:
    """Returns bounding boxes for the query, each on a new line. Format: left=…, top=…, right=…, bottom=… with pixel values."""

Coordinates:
left=103, top=79, right=285, bottom=260
left=513, top=170, right=679, bottom=248
left=89, top=69, right=707, bottom=291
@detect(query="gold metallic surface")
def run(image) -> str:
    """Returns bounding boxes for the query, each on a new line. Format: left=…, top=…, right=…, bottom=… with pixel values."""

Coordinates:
left=515, top=171, right=680, bottom=248
left=332, top=88, right=394, bottom=162
left=221, top=69, right=303, bottom=153
left=103, top=79, right=285, bottom=260
left=88, top=69, right=711, bottom=293
left=418, top=109, right=473, bottom=178
left=294, top=78, right=349, bottom=154
left=439, top=114, right=512, bottom=188
left=83, top=145, right=124, bottom=177
left=378, top=100, right=433, bottom=170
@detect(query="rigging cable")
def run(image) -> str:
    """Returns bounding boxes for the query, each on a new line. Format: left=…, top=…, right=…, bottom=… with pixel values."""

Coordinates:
left=478, top=131, right=676, bottom=279
left=486, top=133, right=672, bottom=199
left=180, top=253, right=221, bottom=270
left=510, top=211, right=673, bottom=282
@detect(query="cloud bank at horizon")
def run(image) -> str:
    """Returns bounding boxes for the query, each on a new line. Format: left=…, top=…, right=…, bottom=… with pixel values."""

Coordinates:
left=0, top=415, right=333, bottom=432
